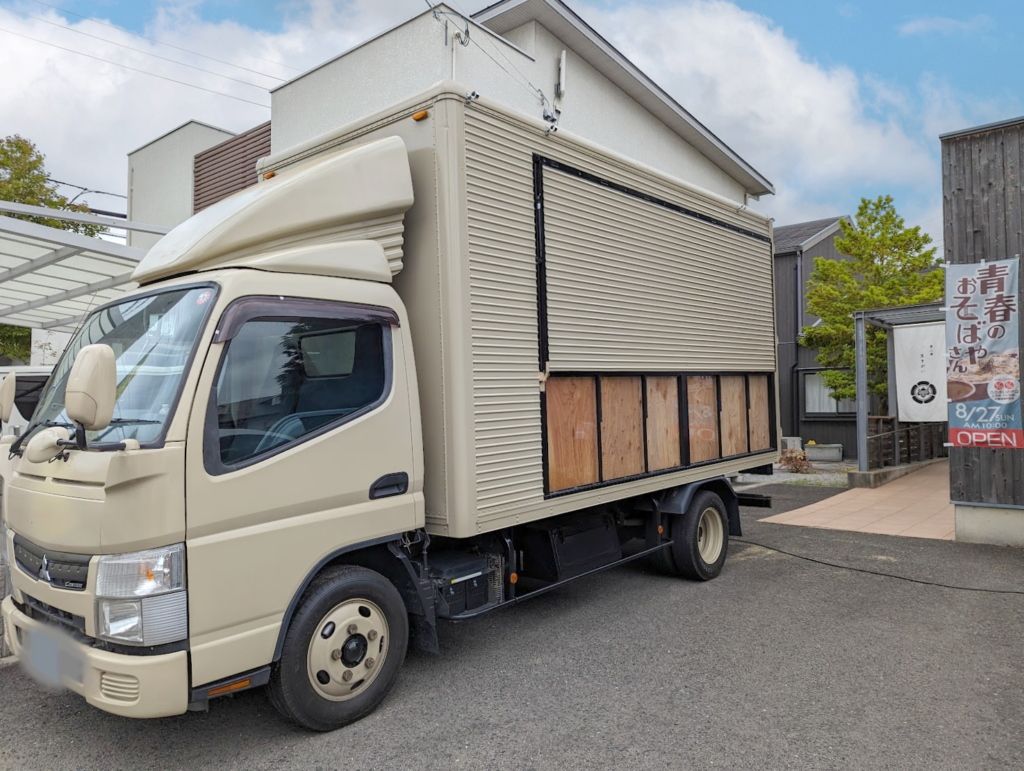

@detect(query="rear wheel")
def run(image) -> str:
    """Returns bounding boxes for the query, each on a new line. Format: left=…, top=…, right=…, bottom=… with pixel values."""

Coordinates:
left=653, top=490, right=729, bottom=580
left=268, top=565, right=408, bottom=731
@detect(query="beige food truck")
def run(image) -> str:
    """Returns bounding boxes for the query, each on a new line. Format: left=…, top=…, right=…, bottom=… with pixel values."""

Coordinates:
left=0, top=82, right=778, bottom=731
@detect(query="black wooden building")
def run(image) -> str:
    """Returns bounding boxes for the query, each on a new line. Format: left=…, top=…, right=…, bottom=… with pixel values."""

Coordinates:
left=942, top=116, right=1024, bottom=543
left=774, top=216, right=863, bottom=456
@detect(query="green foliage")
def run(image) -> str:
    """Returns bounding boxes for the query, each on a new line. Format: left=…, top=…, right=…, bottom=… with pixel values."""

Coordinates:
left=0, top=134, right=105, bottom=236
left=0, top=135, right=108, bottom=363
left=0, top=325, right=31, bottom=364
left=800, top=195, right=944, bottom=406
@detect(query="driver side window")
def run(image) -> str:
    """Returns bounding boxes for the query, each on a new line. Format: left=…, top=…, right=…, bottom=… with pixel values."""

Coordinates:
left=211, top=314, right=388, bottom=468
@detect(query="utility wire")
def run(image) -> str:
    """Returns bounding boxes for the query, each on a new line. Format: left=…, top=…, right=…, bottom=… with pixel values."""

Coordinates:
left=3, top=5, right=269, bottom=90
left=48, top=179, right=126, bottom=199
left=430, top=7, right=550, bottom=107
left=733, top=538, right=1024, bottom=595
left=26, top=0, right=290, bottom=80
left=0, top=26, right=270, bottom=108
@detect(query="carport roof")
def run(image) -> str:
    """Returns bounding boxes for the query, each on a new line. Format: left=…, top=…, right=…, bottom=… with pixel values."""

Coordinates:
left=0, top=202, right=168, bottom=333
left=855, top=302, right=945, bottom=330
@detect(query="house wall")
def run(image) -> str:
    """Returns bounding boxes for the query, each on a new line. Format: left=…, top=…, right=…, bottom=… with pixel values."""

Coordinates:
left=942, top=121, right=1024, bottom=511
left=193, top=121, right=271, bottom=214
left=773, top=229, right=860, bottom=455
left=270, top=13, right=747, bottom=203
left=127, top=122, right=235, bottom=249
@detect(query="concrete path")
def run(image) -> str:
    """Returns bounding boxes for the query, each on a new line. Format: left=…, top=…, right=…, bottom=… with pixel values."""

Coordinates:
left=2, top=484, right=1023, bottom=769
left=759, top=460, right=954, bottom=540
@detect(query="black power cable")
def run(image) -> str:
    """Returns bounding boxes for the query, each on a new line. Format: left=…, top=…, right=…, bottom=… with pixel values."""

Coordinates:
left=733, top=538, right=1024, bottom=596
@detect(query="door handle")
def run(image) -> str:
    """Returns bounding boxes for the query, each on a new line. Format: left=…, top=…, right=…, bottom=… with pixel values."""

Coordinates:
left=369, top=472, right=409, bottom=500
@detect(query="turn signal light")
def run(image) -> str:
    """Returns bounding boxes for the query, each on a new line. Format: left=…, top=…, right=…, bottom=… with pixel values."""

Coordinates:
left=412, top=110, right=429, bottom=121
left=657, top=525, right=664, bottom=534
left=509, top=572, right=518, bottom=584
left=263, top=171, right=276, bottom=180
left=208, top=678, right=251, bottom=697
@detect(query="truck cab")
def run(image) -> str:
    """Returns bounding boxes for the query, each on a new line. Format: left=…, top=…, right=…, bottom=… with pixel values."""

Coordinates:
left=2, top=138, right=427, bottom=723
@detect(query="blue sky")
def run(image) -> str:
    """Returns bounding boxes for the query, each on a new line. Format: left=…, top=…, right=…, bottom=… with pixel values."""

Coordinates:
left=72, top=0, right=1024, bottom=134
left=2, top=0, right=1022, bottom=248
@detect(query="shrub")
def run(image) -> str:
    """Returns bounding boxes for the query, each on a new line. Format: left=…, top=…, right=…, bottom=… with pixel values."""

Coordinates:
left=779, top=449, right=813, bottom=473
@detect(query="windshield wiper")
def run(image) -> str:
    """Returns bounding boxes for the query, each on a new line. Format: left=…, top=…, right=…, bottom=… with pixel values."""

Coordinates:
left=106, top=418, right=161, bottom=426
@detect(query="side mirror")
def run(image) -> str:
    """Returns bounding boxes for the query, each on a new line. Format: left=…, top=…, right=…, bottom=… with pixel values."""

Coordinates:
left=66, top=344, right=116, bottom=432
left=0, top=372, right=15, bottom=423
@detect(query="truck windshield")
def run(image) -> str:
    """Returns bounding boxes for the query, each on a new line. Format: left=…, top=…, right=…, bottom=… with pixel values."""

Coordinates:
left=30, top=285, right=217, bottom=446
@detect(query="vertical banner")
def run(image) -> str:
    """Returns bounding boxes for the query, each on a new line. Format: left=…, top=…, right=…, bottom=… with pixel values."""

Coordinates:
left=894, top=322, right=946, bottom=422
left=946, top=258, right=1022, bottom=447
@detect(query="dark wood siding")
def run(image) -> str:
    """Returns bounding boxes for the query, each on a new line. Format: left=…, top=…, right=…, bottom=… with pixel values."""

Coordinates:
left=775, top=228, right=860, bottom=454
left=193, top=121, right=271, bottom=214
left=774, top=251, right=798, bottom=435
left=942, top=121, right=1024, bottom=505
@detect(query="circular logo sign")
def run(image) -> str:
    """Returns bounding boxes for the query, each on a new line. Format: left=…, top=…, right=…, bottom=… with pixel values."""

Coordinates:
left=988, top=375, right=1020, bottom=404
left=911, top=381, right=937, bottom=404
left=196, top=290, right=212, bottom=306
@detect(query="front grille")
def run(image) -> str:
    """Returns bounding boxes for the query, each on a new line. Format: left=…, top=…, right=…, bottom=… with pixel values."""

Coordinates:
left=100, top=672, right=140, bottom=702
left=13, top=535, right=90, bottom=591
left=22, top=595, right=88, bottom=642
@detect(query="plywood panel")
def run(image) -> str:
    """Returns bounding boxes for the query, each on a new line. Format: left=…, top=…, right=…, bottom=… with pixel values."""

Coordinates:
left=600, top=376, right=645, bottom=480
left=687, top=376, right=719, bottom=463
left=748, top=374, right=772, bottom=452
left=720, top=375, right=749, bottom=457
left=546, top=377, right=599, bottom=492
left=646, top=376, right=681, bottom=471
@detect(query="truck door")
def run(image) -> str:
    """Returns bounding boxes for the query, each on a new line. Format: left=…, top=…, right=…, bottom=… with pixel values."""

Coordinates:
left=183, top=294, right=420, bottom=687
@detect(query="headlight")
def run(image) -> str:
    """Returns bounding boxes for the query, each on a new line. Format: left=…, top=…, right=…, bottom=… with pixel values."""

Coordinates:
left=96, top=544, right=187, bottom=646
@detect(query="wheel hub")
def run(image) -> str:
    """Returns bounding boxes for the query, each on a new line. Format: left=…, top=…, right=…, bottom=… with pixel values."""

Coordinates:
left=341, top=634, right=368, bottom=667
left=696, top=506, right=724, bottom=563
left=306, top=598, right=389, bottom=702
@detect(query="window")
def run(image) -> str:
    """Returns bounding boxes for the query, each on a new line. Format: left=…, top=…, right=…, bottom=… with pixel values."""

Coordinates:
left=210, top=314, right=388, bottom=469
left=804, top=372, right=855, bottom=415
left=32, top=285, right=217, bottom=446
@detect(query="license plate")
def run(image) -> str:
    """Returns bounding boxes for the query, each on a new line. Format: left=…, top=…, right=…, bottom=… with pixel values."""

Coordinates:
left=22, top=625, right=84, bottom=688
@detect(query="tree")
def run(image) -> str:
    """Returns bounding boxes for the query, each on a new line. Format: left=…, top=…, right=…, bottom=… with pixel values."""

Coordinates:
left=0, top=135, right=106, bottom=362
left=800, top=195, right=943, bottom=408
left=0, top=135, right=104, bottom=235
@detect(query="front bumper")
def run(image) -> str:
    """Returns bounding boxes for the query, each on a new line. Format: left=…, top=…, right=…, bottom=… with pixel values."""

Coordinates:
left=2, top=595, right=189, bottom=718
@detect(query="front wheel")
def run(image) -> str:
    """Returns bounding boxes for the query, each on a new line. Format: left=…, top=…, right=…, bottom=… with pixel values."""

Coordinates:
left=267, top=565, right=408, bottom=731
left=655, top=490, right=729, bottom=580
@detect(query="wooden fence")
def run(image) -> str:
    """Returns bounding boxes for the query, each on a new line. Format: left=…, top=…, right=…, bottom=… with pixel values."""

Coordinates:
left=866, top=417, right=948, bottom=470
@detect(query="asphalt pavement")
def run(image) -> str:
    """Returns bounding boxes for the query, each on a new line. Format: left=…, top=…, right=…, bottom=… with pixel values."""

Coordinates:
left=1, top=483, right=1022, bottom=770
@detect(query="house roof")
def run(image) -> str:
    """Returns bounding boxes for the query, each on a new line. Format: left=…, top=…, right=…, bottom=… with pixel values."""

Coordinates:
left=473, top=0, right=773, bottom=197
left=940, top=115, right=1024, bottom=141
left=127, top=120, right=235, bottom=157
left=773, top=216, right=846, bottom=255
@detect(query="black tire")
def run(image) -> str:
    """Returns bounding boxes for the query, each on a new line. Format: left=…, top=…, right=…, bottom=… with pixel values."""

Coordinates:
left=669, top=490, right=729, bottom=581
left=267, top=565, right=408, bottom=731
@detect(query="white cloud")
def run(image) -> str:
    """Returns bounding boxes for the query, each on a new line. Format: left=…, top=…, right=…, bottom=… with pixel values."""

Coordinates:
left=0, top=1, right=435, bottom=211
left=576, top=0, right=937, bottom=226
left=0, top=0, right=1006, bottom=247
left=837, top=4, right=859, bottom=19
left=898, top=15, right=989, bottom=37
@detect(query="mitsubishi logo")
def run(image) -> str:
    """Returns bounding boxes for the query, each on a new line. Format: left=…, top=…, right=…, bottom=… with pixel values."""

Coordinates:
left=39, top=555, right=52, bottom=583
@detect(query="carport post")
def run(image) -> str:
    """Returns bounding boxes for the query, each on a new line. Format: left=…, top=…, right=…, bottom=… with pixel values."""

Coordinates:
left=855, top=312, right=869, bottom=472
left=886, top=326, right=900, bottom=466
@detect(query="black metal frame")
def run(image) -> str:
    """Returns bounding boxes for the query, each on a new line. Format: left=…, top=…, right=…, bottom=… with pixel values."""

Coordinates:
left=543, top=371, right=776, bottom=498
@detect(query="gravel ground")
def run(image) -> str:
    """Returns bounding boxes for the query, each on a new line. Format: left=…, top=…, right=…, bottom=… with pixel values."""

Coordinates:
left=1, top=484, right=1023, bottom=770
left=735, top=461, right=852, bottom=488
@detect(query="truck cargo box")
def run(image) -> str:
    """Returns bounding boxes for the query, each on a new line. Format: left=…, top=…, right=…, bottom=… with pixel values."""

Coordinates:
left=255, top=81, right=778, bottom=538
